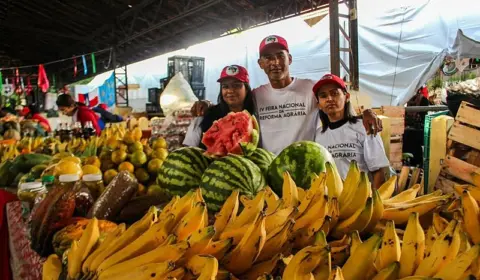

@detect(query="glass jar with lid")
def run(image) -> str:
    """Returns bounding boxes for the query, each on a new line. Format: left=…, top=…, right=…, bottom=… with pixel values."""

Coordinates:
left=82, top=174, right=105, bottom=200
left=17, top=182, right=47, bottom=215
left=42, top=175, right=55, bottom=189
left=58, top=174, right=80, bottom=189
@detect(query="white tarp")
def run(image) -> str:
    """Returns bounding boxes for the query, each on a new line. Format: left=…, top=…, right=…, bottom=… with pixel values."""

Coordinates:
left=88, top=0, right=480, bottom=109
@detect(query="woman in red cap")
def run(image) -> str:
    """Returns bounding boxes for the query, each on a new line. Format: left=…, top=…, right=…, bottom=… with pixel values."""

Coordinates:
left=313, top=74, right=390, bottom=189
left=183, top=65, right=255, bottom=148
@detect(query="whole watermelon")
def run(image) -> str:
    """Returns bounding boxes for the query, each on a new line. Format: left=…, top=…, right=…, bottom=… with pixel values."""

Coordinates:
left=247, top=148, right=275, bottom=177
left=267, top=141, right=335, bottom=195
left=201, top=154, right=265, bottom=211
left=157, top=147, right=212, bottom=197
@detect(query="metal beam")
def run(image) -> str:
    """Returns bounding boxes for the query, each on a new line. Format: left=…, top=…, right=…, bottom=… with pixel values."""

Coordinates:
left=329, top=0, right=341, bottom=76
left=348, top=0, right=359, bottom=90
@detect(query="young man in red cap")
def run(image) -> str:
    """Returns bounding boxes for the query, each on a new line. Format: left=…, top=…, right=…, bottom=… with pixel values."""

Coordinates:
left=192, top=35, right=381, bottom=154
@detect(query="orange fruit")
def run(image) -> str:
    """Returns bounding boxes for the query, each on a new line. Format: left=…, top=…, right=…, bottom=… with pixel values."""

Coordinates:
left=130, top=151, right=147, bottom=167
left=123, top=132, right=135, bottom=145
left=135, top=168, right=150, bottom=183
left=147, top=184, right=165, bottom=197
left=104, top=169, right=118, bottom=185
left=129, top=141, right=143, bottom=153
left=152, top=138, right=167, bottom=149
left=82, top=164, right=102, bottom=175
left=137, top=183, right=147, bottom=196
left=147, top=158, right=164, bottom=174
left=118, top=162, right=134, bottom=174
left=111, top=150, right=127, bottom=164
left=152, top=148, right=168, bottom=161
left=54, top=161, right=83, bottom=176
left=84, top=156, right=101, bottom=168
left=132, top=127, right=143, bottom=142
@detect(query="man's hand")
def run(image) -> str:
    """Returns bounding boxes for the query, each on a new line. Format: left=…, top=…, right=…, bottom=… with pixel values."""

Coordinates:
left=190, top=100, right=212, bottom=117
left=362, top=109, right=383, bottom=135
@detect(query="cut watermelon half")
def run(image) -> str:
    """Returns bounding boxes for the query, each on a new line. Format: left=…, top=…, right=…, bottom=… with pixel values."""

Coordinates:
left=201, top=110, right=259, bottom=157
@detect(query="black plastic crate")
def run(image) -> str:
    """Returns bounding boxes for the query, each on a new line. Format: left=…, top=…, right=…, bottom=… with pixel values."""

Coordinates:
left=146, top=103, right=162, bottom=113
left=167, top=56, right=205, bottom=87
left=148, top=87, right=161, bottom=104
left=192, top=86, right=206, bottom=100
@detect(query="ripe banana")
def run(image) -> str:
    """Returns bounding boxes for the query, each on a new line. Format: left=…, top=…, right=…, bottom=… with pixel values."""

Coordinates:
left=213, top=190, right=239, bottom=240
left=201, top=238, right=233, bottom=260
left=325, top=161, right=343, bottom=198
left=313, top=240, right=332, bottom=279
left=265, top=205, right=297, bottom=233
left=165, top=267, right=187, bottom=279
left=328, top=266, right=346, bottom=280
left=459, top=230, right=472, bottom=253
left=68, top=218, right=100, bottom=279
left=197, top=255, right=219, bottom=280
left=297, top=187, right=306, bottom=201
left=194, top=188, right=209, bottom=228
left=264, top=186, right=280, bottom=210
left=174, top=201, right=207, bottom=241
left=384, top=184, right=422, bottom=204
left=383, top=191, right=449, bottom=209
left=399, top=212, right=425, bottom=278
left=338, top=160, right=361, bottom=207
left=373, top=261, right=400, bottom=280
left=296, top=183, right=323, bottom=219
left=327, top=198, right=340, bottom=229
left=67, top=241, right=80, bottom=279
left=183, top=225, right=216, bottom=261
left=104, top=261, right=175, bottom=280
left=434, top=244, right=480, bottom=280
left=294, top=212, right=329, bottom=249
left=225, top=190, right=265, bottom=230
left=331, top=244, right=350, bottom=267
left=339, top=172, right=370, bottom=219
left=378, top=175, right=397, bottom=200
left=375, top=220, right=401, bottom=271
left=97, top=213, right=176, bottom=273
left=282, top=171, right=299, bottom=208
left=258, top=219, right=294, bottom=262
left=332, top=197, right=373, bottom=238
left=349, top=231, right=362, bottom=255
left=424, top=225, right=437, bottom=257
left=219, top=222, right=250, bottom=245
left=432, top=212, right=449, bottom=233
left=415, top=219, right=457, bottom=276
left=293, top=194, right=328, bottom=232
left=342, top=234, right=382, bottom=280
left=461, top=189, right=480, bottom=243
left=364, top=189, right=384, bottom=233
left=170, top=190, right=196, bottom=225
left=222, top=213, right=267, bottom=275
left=97, top=238, right=187, bottom=279
left=381, top=199, right=448, bottom=224
left=42, top=254, right=62, bottom=280
left=185, top=254, right=214, bottom=276
left=454, top=183, right=480, bottom=203
left=242, top=253, right=283, bottom=280
left=159, top=195, right=179, bottom=220
left=283, top=245, right=327, bottom=280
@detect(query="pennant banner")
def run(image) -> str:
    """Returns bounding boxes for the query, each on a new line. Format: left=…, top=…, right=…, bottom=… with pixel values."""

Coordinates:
left=82, top=55, right=88, bottom=75
left=38, top=64, right=50, bottom=93
left=91, top=53, right=97, bottom=74
left=73, top=57, right=77, bottom=77
left=98, top=73, right=115, bottom=107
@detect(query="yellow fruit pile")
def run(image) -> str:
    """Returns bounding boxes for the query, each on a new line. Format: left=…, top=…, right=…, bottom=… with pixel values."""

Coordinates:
left=43, top=160, right=480, bottom=280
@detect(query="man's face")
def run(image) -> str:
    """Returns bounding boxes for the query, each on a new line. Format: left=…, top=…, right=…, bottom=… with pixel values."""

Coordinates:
left=59, top=106, right=75, bottom=116
left=258, top=46, right=292, bottom=82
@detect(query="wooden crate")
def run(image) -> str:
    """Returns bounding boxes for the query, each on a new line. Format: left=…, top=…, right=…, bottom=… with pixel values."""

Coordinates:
left=375, top=106, right=405, bottom=171
left=396, top=166, right=424, bottom=195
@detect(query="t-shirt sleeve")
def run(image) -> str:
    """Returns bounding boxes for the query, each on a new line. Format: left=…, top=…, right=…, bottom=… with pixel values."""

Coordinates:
left=363, top=133, right=390, bottom=171
left=183, top=117, right=203, bottom=147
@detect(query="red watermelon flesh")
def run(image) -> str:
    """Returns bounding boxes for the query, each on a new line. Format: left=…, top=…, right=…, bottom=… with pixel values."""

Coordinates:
left=202, top=110, right=259, bottom=157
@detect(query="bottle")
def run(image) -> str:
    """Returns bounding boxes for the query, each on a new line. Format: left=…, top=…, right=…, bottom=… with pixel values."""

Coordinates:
left=73, top=122, right=83, bottom=138
left=41, top=175, right=55, bottom=189
left=84, top=121, right=96, bottom=138
left=18, top=182, right=47, bottom=216
left=82, top=174, right=105, bottom=200
left=58, top=174, right=80, bottom=189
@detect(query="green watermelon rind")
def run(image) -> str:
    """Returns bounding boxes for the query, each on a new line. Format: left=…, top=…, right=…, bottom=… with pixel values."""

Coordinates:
left=201, top=154, right=265, bottom=211
left=157, top=147, right=212, bottom=197
left=267, top=141, right=335, bottom=195
left=247, top=148, right=275, bottom=177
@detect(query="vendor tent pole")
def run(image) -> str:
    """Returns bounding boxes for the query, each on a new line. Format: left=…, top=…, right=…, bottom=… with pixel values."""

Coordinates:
left=329, top=0, right=341, bottom=77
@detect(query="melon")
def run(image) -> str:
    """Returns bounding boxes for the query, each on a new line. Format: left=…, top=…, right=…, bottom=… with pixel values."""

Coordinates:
left=201, top=154, right=265, bottom=211
left=156, top=147, right=212, bottom=197
left=247, top=148, right=275, bottom=177
left=201, top=110, right=259, bottom=157
left=267, top=141, right=337, bottom=195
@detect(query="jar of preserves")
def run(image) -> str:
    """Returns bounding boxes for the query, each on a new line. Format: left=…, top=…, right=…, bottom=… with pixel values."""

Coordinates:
left=58, top=174, right=80, bottom=189
left=17, top=182, right=47, bottom=216
left=82, top=174, right=105, bottom=200
left=42, top=175, right=55, bottom=189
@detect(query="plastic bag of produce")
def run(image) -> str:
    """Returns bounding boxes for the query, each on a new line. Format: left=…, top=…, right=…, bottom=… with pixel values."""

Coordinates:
left=160, top=72, right=199, bottom=117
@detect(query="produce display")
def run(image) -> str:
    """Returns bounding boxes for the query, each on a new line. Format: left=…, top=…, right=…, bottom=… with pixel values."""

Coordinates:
left=40, top=152, right=480, bottom=280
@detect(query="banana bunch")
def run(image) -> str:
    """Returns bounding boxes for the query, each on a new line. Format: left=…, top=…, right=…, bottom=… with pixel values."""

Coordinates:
left=1, top=143, right=19, bottom=161
left=66, top=137, right=88, bottom=154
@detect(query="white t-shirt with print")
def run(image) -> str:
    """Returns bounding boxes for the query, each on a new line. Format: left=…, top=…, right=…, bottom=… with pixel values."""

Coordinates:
left=182, top=117, right=203, bottom=147
left=315, top=120, right=390, bottom=180
left=253, top=78, right=318, bottom=155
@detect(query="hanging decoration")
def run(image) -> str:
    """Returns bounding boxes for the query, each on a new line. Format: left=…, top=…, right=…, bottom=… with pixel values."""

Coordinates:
left=38, top=64, right=50, bottom=93
left=73, top=56, right=78, bottom=77
left=52, top=74, right=56, bottom=90
left=82, top=55, right=88, bottom=75
left=91, top=53, right=97, bottom=74
left=0, top=71, right=3, bottom=95
left=26, top=76, right=33, bottom=93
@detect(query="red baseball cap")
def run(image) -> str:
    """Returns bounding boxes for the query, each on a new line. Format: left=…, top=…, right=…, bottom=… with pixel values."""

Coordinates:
left=312, top=74, right=347, bottom=95
left=217, top=65, right=249, bottom=83
left=259, top=35, right=289, bottom=56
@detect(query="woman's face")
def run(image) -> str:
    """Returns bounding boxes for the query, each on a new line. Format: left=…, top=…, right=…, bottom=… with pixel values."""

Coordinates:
left=58, top=105, right=76, bottom=116
left=316, top=83, right=349, bottom=115
left=221, top=78, right=247, bottom=109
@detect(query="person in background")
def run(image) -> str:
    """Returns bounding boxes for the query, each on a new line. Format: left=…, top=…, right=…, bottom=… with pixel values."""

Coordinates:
left=313, top=74, right=390, bottom=189
left=93, top=103, right=123, bottom=124
left=183, top=65, right=255, bottom=148
left=56, top=94, right=101, bottom=135
left=191, top=35, right=382, bottom=155
left=19, top=105, right=52, bottom=133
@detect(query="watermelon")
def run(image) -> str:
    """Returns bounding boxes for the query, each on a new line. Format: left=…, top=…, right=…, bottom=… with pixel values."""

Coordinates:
left=201, top=154, right=266, bottom=211
left=157, top=147, right=212, bottom=197
left=201, top=110, right=259, bottom=157
left=267, top=141, right=336, bottom=195
left=247, top=148, right=275, bottom=177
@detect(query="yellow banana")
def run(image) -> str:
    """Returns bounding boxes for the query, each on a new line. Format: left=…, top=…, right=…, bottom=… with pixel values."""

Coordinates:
left=165, top=267, right=186, bottom=279
left=328, top=266, right=346, bottom=280
left=240, top=195, right=252, bottom=207
left=294, top=212, right=329, bottom=249
left=183, top=225, right=216, bottom=261
left=349, top=230, right=362, bottom=255
left=67, top=240, right=80, bottom=279
left=375, top=220, right=401, bottom=271
left=399, top=212, right=425, bottom=278
left=297, top=187, right=306, bottom=201
left=325, top=161, right=343, bottom=198
left=170, top=190, right=196, bottom=225
left=364, top=189, right=384, bottom=233
left=332, top=197, right=373, bottom=238
left=331, top=244, right=350, bottom=267
left=103, top=261, right=175, bottom=280
left=461, top=189, right=480, bottom=244
left=329, top=234, right=350, bottom=247
left=282, top=171, right=299, bottom=208
left=283, top=245, right=327, bottom=280
left=83, top=223, right=126, bottom=274
left=213, top=190, right=239, bottom=240
left=225, top=190, right=265, bottom=230
left=264, top=186, right=280, bottom=209
left=242, top=253, right=283, bottom=280
left=219, top=222, right=250, bottom=245
left=339, top=172, right=370, bottom=219
left=201, top=238, right=233, bottom=260
left=296, top=181, right=325, bottom=219
left=265, top=205, right=297, bottom=233
left=383, top=191, right=449, bottom=209
left=338, top=161, right=361, bottom=210
left=384, top=184, right=422, bottom=203
left=381, top=199, right=448, bottom=224
left=424, top=225, right=437, bottom=257
left=185, top=254, right=215, bottom=276
left=159, top=195, right=179, bottom=220
left=293, top=194, right=328, bottom=232
left=258, top=219, right=295, bottom=262
left=459, top=230, right=472, bottom=253
left=265, top=198, right=284, bottom=216
left=97, top=237, right=187, bottom=279
left=454, top=183, right=480, bottom=203
left=432, top=212, right=449, bottom=233
left=222, top=213, right=267, bottom=275
left=313, top=237, right=332, bottom=280
left=441, top=222, right=461, bottom=269
left=434, top=244, right=480, bottom=280
left=378, top=175, right=397, bottom=200
left=327, top=198, right=340, bottom=229
left=372, top=261, right=400, bottom=280
left=42, top=254, right=62, bottom=280
left=197, top=256, right=219, bottom=280
left=174, top=201, right=207, bottom=241
left=97, top=213, right=176, bottom=273
left=194, top=188, right=209, bottom=228
left=415, top=219, right=457, bottom=276
left=68, top=218, right=100, bottom=279
left=342, top=234, right=382, bottom=280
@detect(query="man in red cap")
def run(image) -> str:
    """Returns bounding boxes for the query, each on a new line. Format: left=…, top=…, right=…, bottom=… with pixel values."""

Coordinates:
left=192, top=35, right=381, bottom=154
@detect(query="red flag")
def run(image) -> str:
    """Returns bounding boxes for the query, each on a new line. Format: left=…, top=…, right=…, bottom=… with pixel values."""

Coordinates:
left=38, top=64, right=50, bottom=93
left=73, top=57, right=78, bottom=77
